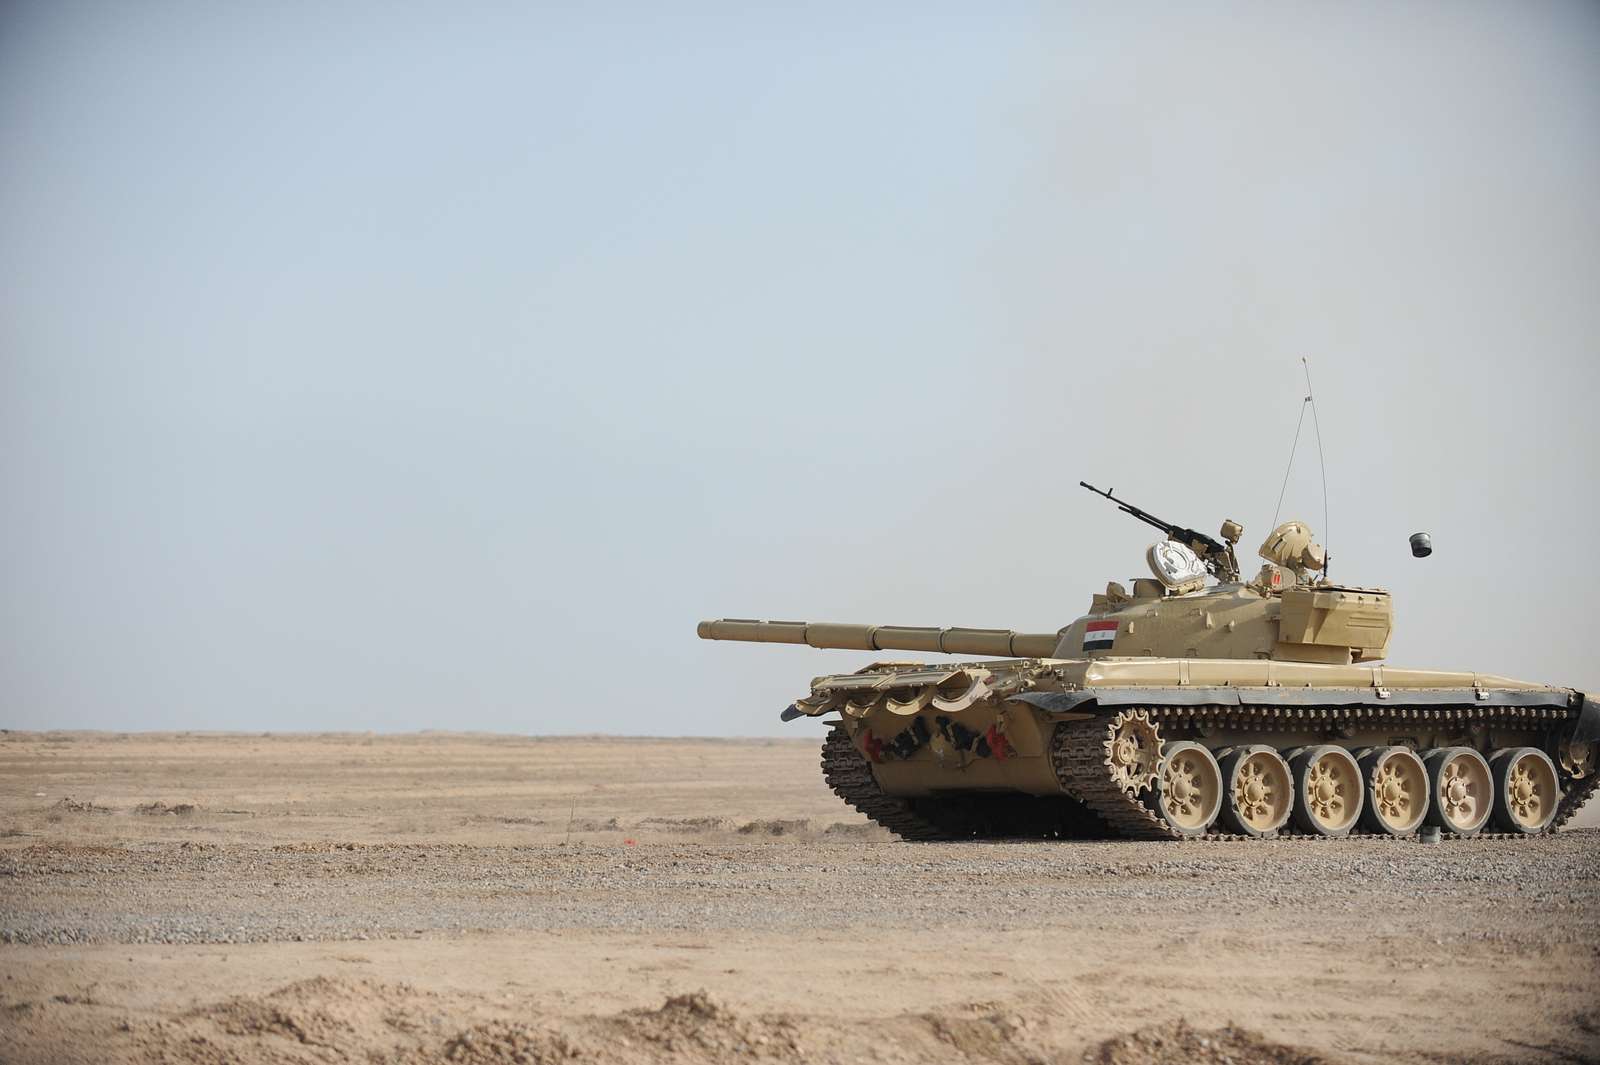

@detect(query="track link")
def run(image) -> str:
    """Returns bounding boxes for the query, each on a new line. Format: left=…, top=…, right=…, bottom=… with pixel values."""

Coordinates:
left=1552, top=768, right=1600, bottom=831
left=822, top=725, right=1109, bottom=840
left=1051, top=713, right=1178, bottom=841
left=820, top=725, right=961, bottom=840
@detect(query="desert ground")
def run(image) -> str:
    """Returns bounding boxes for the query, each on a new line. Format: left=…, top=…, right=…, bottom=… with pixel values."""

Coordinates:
left=1, top=731, right=1597, bottom=1065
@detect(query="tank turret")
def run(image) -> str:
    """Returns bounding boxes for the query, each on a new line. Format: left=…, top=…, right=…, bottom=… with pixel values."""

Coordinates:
left=701, top=495, right=1390, bottom=666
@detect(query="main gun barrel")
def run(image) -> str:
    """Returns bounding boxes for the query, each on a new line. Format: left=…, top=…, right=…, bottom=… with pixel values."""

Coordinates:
left=696, top=618, right=1062, bottom=659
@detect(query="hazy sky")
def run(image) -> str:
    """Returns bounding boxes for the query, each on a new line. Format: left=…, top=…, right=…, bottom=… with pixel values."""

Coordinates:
left=3, top=3, right=1597, bottom=736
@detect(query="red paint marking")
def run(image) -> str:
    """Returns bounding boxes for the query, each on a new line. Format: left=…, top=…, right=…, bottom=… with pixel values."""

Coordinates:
left=1086, top=620, right=1118, bottom=633
left=624, top=839, right=636, bottom=845
left=861, top=731, right=886, bottom=763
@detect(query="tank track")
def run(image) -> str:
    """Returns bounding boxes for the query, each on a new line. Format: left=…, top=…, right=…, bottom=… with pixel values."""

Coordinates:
left=1052, top=713, right=1180, bottom=841
left=1051, top=704, right=1600, bottom=842
left=821, top=725, right=1108, bottom=840
left=823, top=706, right=1596, bottom=842
left=1552, top=767, right=1600, bottom=832
left=821, top=725, right=964, bottom=840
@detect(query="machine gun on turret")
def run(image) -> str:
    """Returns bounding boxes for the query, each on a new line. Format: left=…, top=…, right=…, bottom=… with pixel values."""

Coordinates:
left=1079, top=481, right=1242, bottom=581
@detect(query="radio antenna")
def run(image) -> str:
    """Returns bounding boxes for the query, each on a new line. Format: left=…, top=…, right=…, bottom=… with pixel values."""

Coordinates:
left=1270, top=358, right=1332, bottom=580
left=1271, top=396, right=1309, bottom=529
left=1303, top=357, right=1330, bottom=570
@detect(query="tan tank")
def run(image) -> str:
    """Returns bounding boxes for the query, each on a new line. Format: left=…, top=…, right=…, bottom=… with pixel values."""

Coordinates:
left=697, top=483, right=1599, bottom=840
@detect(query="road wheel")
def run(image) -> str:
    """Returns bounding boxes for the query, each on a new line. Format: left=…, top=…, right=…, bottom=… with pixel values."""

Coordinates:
left=1423, top=747, right=1493, bottom=837
left=1489, top=747, right=1560, bottom=834
left=1359, top=747, right=1429, bottom=836
left=1218, top=745, right=1292, bottom=838
left=1290, top=745, right=1363, bottom=836
left=1150, top=741, right=1221, bottom=836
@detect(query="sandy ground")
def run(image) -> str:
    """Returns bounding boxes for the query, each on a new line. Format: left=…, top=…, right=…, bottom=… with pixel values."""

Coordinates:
left=1, top=731, right=1598, bottom=1065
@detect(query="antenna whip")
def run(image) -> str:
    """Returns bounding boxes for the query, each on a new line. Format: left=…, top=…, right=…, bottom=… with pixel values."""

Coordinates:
left=1303, top=357, right=1330, bottom=558
left=1271, top=396, right=1310, bottom=529
left=1270, top=358, right=1332, bottom=578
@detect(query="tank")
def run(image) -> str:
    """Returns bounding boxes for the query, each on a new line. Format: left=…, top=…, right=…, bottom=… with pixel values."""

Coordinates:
left=697, top=484, right=1599, bottom=841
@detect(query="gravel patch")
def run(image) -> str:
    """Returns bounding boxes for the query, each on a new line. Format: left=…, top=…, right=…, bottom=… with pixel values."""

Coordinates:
left=3, top=831, right=1596, bottom=947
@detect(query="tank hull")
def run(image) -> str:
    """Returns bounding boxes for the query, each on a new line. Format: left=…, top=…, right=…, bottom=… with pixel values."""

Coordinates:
left=800, top=657, right=1596, bottom=840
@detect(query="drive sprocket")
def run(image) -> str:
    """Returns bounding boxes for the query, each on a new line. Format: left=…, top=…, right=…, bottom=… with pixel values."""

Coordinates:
left=1103, top=709, right=1162, bottom=794
left=1052, top=709, right=1181, bottom=840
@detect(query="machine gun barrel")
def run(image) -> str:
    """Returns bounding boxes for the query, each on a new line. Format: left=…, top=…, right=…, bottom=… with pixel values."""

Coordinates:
left=697, top=619, right=1062, bottom=658
left=1078, top=481, right=1228, bottom=557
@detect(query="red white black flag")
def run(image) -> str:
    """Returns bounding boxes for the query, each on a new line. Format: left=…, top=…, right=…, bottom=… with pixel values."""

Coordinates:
left=1082, top=619, right=1117, bottom=652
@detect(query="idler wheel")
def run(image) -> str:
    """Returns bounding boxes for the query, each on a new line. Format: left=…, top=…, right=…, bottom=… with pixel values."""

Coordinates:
left=1218, top=745, right=1293, bottom=838
left=1358, top=746, right=1430, bottom=836
left=1488, top=747, right=1561, bottom=834
left=1290, top=745, right=1363, bottom=837
left=1557, top=738, right=1595, bottom=780
left=1423, top=747, right=1493, bottom=837
left=1149, top=741, right=1222, bottom=836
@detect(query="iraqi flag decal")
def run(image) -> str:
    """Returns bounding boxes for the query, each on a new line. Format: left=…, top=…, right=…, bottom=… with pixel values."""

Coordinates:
left=1082, top=619, right=1117, bottom=653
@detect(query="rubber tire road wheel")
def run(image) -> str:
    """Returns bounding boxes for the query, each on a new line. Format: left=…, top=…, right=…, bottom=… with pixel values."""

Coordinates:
left=1358, top=746, right=1430, bottom=836
left=1218, top=745, right=1293, bottom=839
left=1290, top=745, right=1364, bottom=837
left=1488, top=747, right=1561, bottom=834
left=1423, top=747, right=1493, bottom=837
left=1148, top=741, right=1222, bottom=836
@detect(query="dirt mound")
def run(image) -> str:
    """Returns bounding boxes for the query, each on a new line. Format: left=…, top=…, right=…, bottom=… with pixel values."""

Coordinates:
left=13, top=975, right=1359, bottom=1065
left=607, top=990, right=805, bottom=1059
left=139, top=976, right=441, bottom=1063
left=437, top=1022, right=581, bottom=1064
left=466, top=814, right=546, bottom=827
left=637, top=817, right=729, bottom=833
left=200, top=978, right=356, bottom=1048
left=735, top=819, right=811, bottom=836
left=916, top=1003, right=1032, bottom=1058
left=1085, top=1020, right=1334, bottom=1065
left=566, top=817, right=622, bottom=832
left=51, top=797, right=108, bottom=814
left=134, top=801, right=200, bottom=816
left=142, top=984, right=811, bottom=1065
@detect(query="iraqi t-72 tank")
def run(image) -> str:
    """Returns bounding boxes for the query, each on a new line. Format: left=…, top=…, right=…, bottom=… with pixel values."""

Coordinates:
left=697, top=483, right=1598, bottom=841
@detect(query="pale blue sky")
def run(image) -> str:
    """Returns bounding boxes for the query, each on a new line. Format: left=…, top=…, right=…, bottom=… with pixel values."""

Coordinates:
left=3, top=3, right=1598, bottom=735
